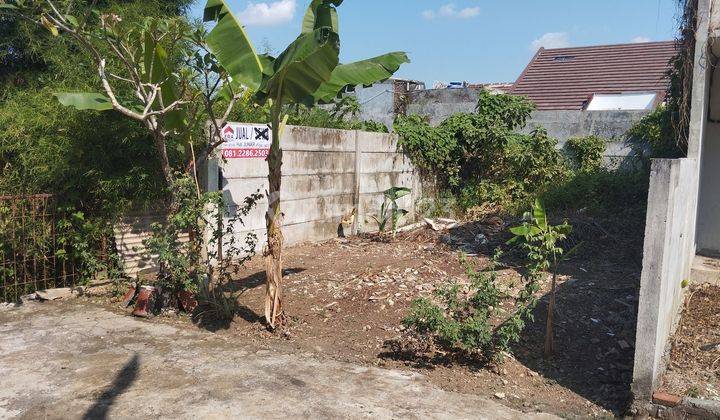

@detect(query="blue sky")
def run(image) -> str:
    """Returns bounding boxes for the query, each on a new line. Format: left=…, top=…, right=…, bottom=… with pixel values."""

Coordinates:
left=189, top=0, right=681, bottom=85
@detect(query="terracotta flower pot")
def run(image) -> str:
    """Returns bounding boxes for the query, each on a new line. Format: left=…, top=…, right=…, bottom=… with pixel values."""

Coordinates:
left=177, top=290, right=198, bottom=313
left=132, top=286, right=157, bottom=318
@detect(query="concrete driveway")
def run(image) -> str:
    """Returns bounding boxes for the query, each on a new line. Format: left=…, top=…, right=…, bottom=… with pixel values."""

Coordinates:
left=0, top=300, right=557, bottom=419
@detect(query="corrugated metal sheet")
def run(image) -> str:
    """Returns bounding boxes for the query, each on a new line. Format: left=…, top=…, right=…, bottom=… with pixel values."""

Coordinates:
left=509, top=41, right=678, bottom=110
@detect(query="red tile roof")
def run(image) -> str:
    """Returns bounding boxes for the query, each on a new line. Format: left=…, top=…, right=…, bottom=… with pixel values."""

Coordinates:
left=509, top=41, right=678, bottom=110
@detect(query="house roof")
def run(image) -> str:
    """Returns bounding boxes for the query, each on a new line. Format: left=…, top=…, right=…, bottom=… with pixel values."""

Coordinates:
left=509, top=41, right=678, bottom=110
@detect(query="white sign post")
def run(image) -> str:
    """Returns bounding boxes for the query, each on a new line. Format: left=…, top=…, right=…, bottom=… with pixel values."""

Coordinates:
left=220, top=122, right=272, bottom=159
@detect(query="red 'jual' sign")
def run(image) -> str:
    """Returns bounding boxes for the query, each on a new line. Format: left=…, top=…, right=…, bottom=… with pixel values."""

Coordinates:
left=220, top=123, right=272, bottom=159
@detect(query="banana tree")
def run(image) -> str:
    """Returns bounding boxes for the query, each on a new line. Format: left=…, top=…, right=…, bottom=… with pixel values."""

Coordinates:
left=369, top=187, right=411, bottom=236
left=203, top=0, right=409, bottom=328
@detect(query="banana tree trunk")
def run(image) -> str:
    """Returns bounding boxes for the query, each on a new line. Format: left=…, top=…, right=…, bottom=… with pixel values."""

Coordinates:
left=264, top=104, right=284, bottom=328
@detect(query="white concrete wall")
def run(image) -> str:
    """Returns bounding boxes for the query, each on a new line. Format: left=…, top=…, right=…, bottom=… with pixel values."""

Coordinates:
left=631, top=0, right=713, bottom=401
left=697, top=122, right=720, bottom=254
left=632, top=158, right=698, bottom=399
left=208, top=125, right=421, bottom=254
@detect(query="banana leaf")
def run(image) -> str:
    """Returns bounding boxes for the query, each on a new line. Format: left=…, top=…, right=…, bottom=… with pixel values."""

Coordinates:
left=260, top=28, right=340, bottom=105
left=313, top=52, right=410, bottom=103
left=204, top=0, right=264, bottom=91
left=302, top=0, right=342, bottom=33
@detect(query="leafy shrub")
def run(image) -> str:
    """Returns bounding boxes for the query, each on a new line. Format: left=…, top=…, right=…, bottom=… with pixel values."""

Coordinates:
left=565, top=135, right=606, bottom=173
left=403, top=253, right=537, bottom=364
left=394, top=114, right=461, bottom=186
left=143, top=174, right=261, bottom=295
left=542, top=168, right=649, bottom=218
left=395, top=91, right=566, bottom=212
left=287, top=103, right=389, bottom=133
left=55, top=209, right=119, bottom=284
left=626, top=106, right=684, bottom=158
left=236, top=94, right=389, bottom=133
left=453, top=129, right=566, bottom=212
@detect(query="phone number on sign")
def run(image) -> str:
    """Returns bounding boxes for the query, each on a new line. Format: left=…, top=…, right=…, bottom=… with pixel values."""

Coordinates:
left=221, top=148, right=270, bottom=159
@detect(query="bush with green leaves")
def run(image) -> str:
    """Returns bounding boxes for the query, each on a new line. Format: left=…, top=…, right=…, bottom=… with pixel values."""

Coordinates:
left=55, top=208, right=120, bottom=284
left=403, top=252, right=535, bottom=364
left=565, top=135, right=606, bottom=173
left=143, top=174, right=260, bottom=296
left=626, top=106, right=684, bottom=159
left=542, top=167, right=649, bottom=218
left=395, top=91, right=566, bottom=212
left=286, top=104, right=389, bottom=133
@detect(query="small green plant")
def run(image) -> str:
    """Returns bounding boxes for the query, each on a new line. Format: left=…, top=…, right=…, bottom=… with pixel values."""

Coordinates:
left=508, top=199, right=573, bottom=358
left=55, top=209, right=110, bottom=284
left=369, top=187, right=411, bottom=236
left=402, top=252, right=534, bottom=364
left=195, top=190, right=261, bottom=321
left=143, top=173, right=260, bottom=302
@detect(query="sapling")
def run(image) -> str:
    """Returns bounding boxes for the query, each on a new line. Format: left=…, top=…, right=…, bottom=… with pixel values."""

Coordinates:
left=508, top=199, right=573, bottom=358
left=369, top=187, right=411, bottom=236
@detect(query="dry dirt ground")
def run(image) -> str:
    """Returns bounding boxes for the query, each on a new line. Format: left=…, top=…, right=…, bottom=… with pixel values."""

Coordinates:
left=0, top=299, right=558, bottom=420
left=661, top=283, right=720, bottom=401
left=3, top=219, right=640, bottom=419
left=121, top=219, right=640, bottom=419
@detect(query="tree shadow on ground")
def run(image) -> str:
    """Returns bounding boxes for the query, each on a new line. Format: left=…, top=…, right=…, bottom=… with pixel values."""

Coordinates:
left=83, top=353, right=139, bottom=420
left=511, top=271, right=639, bottom=415
left=390, top=219, right=642, bottom=415
left=224, top=268, right=306, bottom=294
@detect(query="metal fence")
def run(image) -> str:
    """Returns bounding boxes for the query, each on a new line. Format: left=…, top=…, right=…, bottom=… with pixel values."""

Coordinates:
left=0, top=194, right=77, bottom=302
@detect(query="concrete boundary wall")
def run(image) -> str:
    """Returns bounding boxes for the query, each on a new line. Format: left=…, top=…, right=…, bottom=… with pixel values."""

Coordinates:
left=204, top=125, right=421, bottom=254
left=630, top=0, right=712, bottom=403
left=405, top=88, right=649, bottom=162
left=632, top=158, right=698, bottom=399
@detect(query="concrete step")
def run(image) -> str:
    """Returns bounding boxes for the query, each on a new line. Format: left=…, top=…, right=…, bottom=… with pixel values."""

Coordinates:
left=691, top=255, right=720, bottom=285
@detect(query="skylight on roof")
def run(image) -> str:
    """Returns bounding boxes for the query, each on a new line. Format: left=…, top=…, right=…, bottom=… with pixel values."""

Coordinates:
left=553, top=55, right=576, bottom=62
left=586, top=92, right=657, bottom=111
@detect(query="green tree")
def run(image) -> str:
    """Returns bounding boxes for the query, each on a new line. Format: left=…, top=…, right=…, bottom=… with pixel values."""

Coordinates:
left=202, top=0, right=409, bottom=328
left=0, top=0, right=192, bottom=212
left=3, top=0, right=255, bottom=214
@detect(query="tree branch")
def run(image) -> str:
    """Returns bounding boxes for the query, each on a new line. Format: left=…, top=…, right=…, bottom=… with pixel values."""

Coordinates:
left=98, top=59, right=145, bottom=121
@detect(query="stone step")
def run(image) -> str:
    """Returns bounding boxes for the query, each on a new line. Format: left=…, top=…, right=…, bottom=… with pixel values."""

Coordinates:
left=690, top=255, right=720, bottom=285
